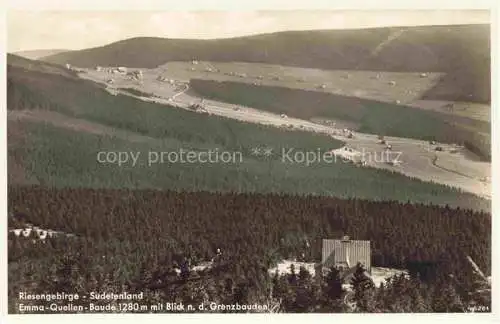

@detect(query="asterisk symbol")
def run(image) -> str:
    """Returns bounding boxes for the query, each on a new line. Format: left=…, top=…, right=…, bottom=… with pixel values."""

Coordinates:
left=251, top=147, right=262, bottom=156
left=263, top=147, right=274, bottom=157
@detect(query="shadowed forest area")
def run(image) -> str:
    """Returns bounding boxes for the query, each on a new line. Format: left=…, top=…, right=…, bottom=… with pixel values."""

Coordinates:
left=8, top=186, right=491, bottom=313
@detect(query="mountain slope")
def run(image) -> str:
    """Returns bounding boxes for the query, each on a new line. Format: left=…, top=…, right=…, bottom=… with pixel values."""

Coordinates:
left=42, top=24, right=490, bottom=103
left=189, top=79, right=491, bottom=161
left=6, top=57, right=490, bottom=210
left=7, top=54, right=79, bottom=80
left=14, top=49, right=70, bottom=60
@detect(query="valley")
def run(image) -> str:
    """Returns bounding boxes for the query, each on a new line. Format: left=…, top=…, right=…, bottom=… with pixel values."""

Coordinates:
left=6, top=19, right=492, bottom=314
left=74, top=62, right=491, bottom=199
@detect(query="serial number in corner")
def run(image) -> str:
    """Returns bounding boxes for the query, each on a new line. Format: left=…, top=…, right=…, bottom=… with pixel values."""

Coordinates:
left=467, top=305, right=490, bottom=312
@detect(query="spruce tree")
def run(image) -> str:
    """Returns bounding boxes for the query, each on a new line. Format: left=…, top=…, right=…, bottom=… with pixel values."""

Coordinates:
left=351, top=263, right=376, bottom=312
left=293, top=266, right=314, bottom=312
left=432, top=281, right=465, bottom=312
left=323, top=266, right=345, bottom=312
left=325, top=267, right=343, bottom=299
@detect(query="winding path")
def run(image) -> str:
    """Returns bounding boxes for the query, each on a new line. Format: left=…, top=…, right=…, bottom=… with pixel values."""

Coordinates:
left=75, top=68, right=491, bottom=199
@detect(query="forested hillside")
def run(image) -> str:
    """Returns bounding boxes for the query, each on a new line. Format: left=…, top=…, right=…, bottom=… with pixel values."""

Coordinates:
left=14, top=49, right=69, bottom=60
left=42, top=25, right=490, bottom=103
left=190, top=79, right=491, bottom=161
left=8, top=186, right=491, bottom=313
left=6, top=28, right=492, bottom=313
left=7, top=64, right=490, bottom=210
left=7, top=54, right=79, bottom=80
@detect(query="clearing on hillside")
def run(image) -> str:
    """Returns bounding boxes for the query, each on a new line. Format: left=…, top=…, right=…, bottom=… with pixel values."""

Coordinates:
left=72, top=64, right=491, bottom=199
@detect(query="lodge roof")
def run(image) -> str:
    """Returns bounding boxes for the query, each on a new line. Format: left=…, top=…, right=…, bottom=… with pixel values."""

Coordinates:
left=322, top=238, right=371, bottom=272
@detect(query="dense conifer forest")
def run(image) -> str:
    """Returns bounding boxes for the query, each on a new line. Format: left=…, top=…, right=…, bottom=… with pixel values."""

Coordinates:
left=8, top=186, right=491, bottom=313
left=6, top=48, right=492, bottom=313
left=7, top=64, right=490, bottom=210
left=189, top=79, right=491, bottom=161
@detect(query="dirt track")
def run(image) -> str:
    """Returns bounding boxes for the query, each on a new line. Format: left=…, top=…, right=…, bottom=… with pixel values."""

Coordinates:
left=76, top=66, right=491, bottom=199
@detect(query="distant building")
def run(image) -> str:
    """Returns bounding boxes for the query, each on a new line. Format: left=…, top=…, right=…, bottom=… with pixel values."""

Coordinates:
left=10, top=229, right=23, bottom=237
left=127, top=70, right=143, bottom=80
left=331, top=146, right=363, bottom=163
left=322, top=236, right=371, bottom=274
left=9, top=223, right=67, bottom=240
left=443, top=102, right=455, bottom=111
left=22, top=228, right=32, bottom=237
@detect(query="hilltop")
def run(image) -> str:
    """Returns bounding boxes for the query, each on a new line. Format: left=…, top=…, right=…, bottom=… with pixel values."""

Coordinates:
left=7, top=54, right=79, bottom=80
left=42, top=24, right=490, bottom=103
left=13, top=49, right=70, bottom=60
